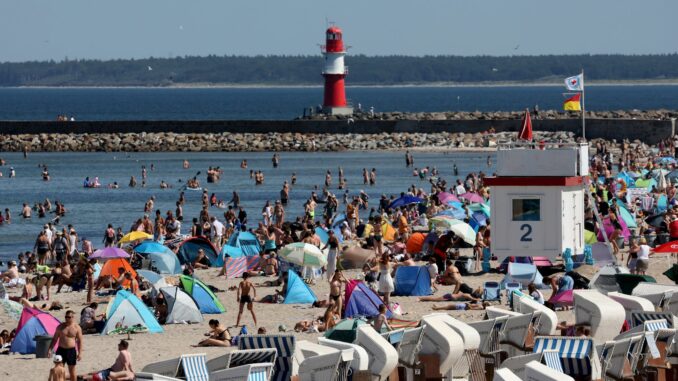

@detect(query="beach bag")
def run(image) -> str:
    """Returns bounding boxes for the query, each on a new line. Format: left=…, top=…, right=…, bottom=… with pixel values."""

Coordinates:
left=390, top=302, right=403, bottom=315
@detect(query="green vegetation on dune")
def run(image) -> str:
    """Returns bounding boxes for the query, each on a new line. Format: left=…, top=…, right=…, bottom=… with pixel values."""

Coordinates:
left=1, top=54, right=678, bottom=86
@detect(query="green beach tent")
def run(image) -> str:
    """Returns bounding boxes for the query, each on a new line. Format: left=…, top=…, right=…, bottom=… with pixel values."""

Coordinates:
left=324, top=318, right=367, bottom=343
left=179, top=275, right=225, bottom=314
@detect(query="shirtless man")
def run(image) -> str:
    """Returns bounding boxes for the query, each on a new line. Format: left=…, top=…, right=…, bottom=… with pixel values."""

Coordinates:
left=82, top=340, right=134, bottom=381
left=49, top=310, right=83, bottom=381
left=329, top=272, right=345, bottom=318
left=236, top=272, right=257, bottom=327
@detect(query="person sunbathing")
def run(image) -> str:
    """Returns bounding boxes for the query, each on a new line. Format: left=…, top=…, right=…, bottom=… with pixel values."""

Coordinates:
left=419, top=292, right=480, bottom=303
left=294, top=319, right=324, bottom=333
left=194, top=319, right=231, bottom=347
left=431, top=301, right=489, bottom=311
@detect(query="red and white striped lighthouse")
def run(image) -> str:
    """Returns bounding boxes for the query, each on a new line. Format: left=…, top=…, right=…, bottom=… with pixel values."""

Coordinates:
left=321, top=26, right=353, bottom=115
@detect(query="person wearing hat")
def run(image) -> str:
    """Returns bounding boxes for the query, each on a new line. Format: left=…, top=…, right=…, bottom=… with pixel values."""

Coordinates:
left=49, top=354, right=66, bottom=381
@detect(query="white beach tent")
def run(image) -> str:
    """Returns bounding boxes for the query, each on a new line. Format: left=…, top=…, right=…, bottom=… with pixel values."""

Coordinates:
left=573, top=290, right=626, bottom=343
left=159, top=286, right=203, bottom=324
left=525, top=360, right=574, bottom=381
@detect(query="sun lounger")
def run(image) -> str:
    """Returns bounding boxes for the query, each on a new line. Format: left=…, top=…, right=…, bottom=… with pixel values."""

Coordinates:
left=419, top=315, right=465, bottom=378
left=427, top=313, right=482, bottom=380
left=297, top=350, right=342, bottom=381
left=524, top=360, right=574, bottom=381
left=354, top=325, right=398, bottom=380
left=532, top=336, right=602, bottom=379
left=316, top=337, right=369, bottom=373
left=513, top=294, right=558, bottom=335
left=493, top=367, right=522, bottom=381
left=607, top=291, right=656, bottom=322
left=573, top=290, right=626, bottom=343
left=238, top=334, right=296, bottom=381
left=210, top=363, right=274, bottom=381
left=206, top=349, right=278, bottom=374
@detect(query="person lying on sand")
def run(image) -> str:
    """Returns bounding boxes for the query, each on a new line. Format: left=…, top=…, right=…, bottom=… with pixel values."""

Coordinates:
left=419, top=292, right=480, bottom=303
left=431, top=301, right=489, bottom=311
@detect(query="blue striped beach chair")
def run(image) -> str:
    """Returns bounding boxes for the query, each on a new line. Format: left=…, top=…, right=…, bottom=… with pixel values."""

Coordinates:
left=176, top=353, right=210, bottom=381
left=631, top=311, right=675, bottom=328
left=238, top=334, right=296, bottom=381
left=533, top=336, right=597, bottom=378
left=541, top=350, right=564, bottom=373
left=210, top=363, right=274, bottom=381
left=643, top=319, right=669, bottom=332
left=206, top=349, right=277, bottom=375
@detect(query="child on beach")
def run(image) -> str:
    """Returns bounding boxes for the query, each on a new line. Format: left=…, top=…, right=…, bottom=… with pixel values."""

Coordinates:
left=372, top=304, right=392, bottom=332
left=49, top=355, right=66, bottom=381
left=236, top=272, right=257, bottom=327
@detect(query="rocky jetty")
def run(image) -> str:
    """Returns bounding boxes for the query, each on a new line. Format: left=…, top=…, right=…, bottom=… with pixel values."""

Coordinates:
left=0, top=130, right=652, bottom=152
left=301, top=109, right=678, bottom=121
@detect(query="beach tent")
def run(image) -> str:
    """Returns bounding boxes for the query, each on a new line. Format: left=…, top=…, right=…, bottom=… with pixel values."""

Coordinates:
left=598, top=216, right=631, bottom=242
left=549, top=289, right=574, bottom=307
left=314, top=227, right=330, bottom=245
left=616, top=205, right=638, bottom=229
left=10, top=308, right=60, bottom=354
left=179, top=275, right=225, bottom=314
left=344, top=280, right=391, bottom=319
left=159, top=286, right=203, bottom=324
left=226, top=231, right=262, bottom=257
left=102, top=290, right=163, bottom=335
left=324, top=318, right=368, bottom=343
left=216, top=232, right=262, bottom=278
left=176, top=236, right=219, bottom=267
left=393, top=266, right=431, bottom=296
left=148, top=251, right=182, bottom=274
left=501, top=262, right=545, bottom=288
left=283, top=271, right=318, bottom=304
left=405, top=233, right=426, bottom=254
left=137, top=269, right=163, bottom=285
left=98, top=258, right=136, bottom=285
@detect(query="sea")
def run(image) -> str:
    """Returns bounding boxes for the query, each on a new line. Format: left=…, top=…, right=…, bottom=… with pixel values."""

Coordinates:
left=0, top=84, right=675, bottom=262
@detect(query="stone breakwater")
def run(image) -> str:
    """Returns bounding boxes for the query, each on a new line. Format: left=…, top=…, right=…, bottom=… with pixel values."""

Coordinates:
left=0, top=131, right=651, bottom=152
left=303, top=109, right=678, bottom=121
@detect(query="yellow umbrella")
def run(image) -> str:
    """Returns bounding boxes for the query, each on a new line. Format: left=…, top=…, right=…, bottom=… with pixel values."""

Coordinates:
left=119, top=231, right=153, bottom=244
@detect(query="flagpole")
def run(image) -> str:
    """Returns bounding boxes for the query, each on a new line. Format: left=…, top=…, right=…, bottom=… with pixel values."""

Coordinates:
left=581, top=69, right=586, bottom=140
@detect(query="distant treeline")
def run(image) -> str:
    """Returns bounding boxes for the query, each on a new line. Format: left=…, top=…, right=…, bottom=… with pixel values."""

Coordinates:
left=1, top=54, right=678, bottom=86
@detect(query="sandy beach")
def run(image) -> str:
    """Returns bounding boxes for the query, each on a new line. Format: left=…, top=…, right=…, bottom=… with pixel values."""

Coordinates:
left=1, top=247, right=675, bottom=379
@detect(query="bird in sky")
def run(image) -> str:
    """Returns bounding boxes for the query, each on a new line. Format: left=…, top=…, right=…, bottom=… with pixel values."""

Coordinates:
left=514, top=44, right=520, bottom=50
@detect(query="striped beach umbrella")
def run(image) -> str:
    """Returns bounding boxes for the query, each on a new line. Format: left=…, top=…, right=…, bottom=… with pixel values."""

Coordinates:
left=278, top=243, right=327, bottom=267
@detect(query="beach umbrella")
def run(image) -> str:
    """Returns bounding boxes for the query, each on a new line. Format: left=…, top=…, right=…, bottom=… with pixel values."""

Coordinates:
left=667, top=170, right=678, bottom=181
left=388, top=195, right=423, bottom=209
left=447, top=221, right=477, bottom=246
left=119, top=231, right=154, bottom=244
left=437, top=192, right=459, bottom=204
left=324, top=318, right=367, bottom=343
left=652, top=240, right=678, bottom=253
left=468, top=203, right=491, bottom=217
left=436, top=207, right=466, bottom=220
left=90, top=247, right=130, bottom=259
left=278, top=243, right=327, bottom=267
left=663, top=264, right=678, bottom=284
left=460, top=192, right=485, bottom=203
left=0, top=299, right=23, bottom=321
left=134, top=241, right=173, bottom=255
left=645, top=214, right=665, bottom=228
left=658, top=171, right=668, bottom=191
left=616, top=206, right=637, bottom=229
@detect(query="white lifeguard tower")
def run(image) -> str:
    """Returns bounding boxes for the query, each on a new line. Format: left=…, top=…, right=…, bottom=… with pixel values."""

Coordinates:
left=483, top=142, right=589, bottom=262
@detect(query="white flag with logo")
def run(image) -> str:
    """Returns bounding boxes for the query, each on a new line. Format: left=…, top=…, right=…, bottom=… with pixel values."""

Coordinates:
left=565, top=74, right=584, bottom=91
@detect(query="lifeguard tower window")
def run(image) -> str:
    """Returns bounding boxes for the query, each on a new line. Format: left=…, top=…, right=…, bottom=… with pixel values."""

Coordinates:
left=512, top=199, right=541, bottom=221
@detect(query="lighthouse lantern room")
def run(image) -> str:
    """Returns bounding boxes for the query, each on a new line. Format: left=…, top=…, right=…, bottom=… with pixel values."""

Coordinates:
left=321, top=26, right=353, bottom=116
left=483, top=143, right=589, bottom=262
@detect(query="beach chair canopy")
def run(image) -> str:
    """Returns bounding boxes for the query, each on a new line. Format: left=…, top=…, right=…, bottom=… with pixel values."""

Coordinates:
left=533, top=336, right=597, bottom=377
left=525, top=360, right=574, bottom=381
left=607, top=292, right=655, bottom=322
left=393, top=266, right=431, bottom=296
left=283, top=271, right=318, bottom=304
left=102, top=290, right=163, bottom=335
left=419, top=315, right=465, bottom=376
left=344, top=280, right=390, bottom=319
left=160, top=286, right=203, bottom=324
left=354, top=324, right=399, bottom=380
left=176, top=236, right=219, bottom=267
left=179, top=275, right=225, bottom=314
left=573, top=290, right=626, bottom=343
left=513, top=294, right=558, bottom=335
left=630, top=311, right=676, bottom=328
left=10, top=307, right=60, bottom=354
left=175, top=353, right=210, bottom=381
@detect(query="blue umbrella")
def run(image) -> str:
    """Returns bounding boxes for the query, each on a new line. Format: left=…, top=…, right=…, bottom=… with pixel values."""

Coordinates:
left=134, top=241, right=172, bottom=255
left=436, top=208, right=467, bottom=220
left=388, top=195, right=423, bottom=209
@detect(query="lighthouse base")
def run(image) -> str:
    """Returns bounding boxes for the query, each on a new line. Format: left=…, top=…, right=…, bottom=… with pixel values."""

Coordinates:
left=322, top=106, right=354, bottom=116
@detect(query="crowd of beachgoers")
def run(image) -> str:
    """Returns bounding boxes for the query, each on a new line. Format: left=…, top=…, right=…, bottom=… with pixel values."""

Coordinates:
left=1, top=135, right=678, bottom=380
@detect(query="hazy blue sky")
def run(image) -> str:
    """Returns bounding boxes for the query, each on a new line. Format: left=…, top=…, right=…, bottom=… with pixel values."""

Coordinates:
left=1, top=0, right=676, bottom=62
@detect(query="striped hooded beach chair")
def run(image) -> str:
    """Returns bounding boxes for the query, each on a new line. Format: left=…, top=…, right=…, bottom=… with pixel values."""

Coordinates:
left=630, top=311, right=676, bottom=328
left=210, top=363, right=274, bottom=381
left=206, top=349, right=278, bottom=375
left=238, top=334, right=296, bottom=381
left=176, top=353, right=210, bottom=381
left=533, top=336, right=600, bottom=378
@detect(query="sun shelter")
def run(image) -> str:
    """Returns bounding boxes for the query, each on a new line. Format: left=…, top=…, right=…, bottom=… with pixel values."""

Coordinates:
left=176, top=236, right=219, bottom=267
left=217, top=232, right=262, bottom=278
left=406, top=233, right=426, bottom=254
left=283, top=271, right=318, bottom=304
left=10, top=308, right=60, bottom=354
left=344, top=280, right=391, bottom=319
left=179, top=275, right=225, bottom=314
left=159, top=286, right=203, bottom=324
left=148, top=251, right=182, bottom=274
left=393, top=266, right=432, bottom=296
left=102, top=290, right=163, bottom=335
left=501, top=262, right=544, bottom=288
left=98, top=258, right=136, bottom=287
left=573, top=290, right=626, bottom=343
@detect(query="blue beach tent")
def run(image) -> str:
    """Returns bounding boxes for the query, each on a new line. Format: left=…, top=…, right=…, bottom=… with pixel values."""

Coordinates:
left=148, top=251, right=182, bottom=274
left=176, top=236, right=219, bottom=267
left=393, top=266, right=432, bottom=296
left=179, top=275, right=225, bottom=314
left=283, top=271, right=318, bottom=304
left=215, top=231, right=262, bottom=267
left=344, top=281, right=392, bottom=319
left=102, top=290, right=163, bottom=335
left=10, top=308, right=60, bottom=354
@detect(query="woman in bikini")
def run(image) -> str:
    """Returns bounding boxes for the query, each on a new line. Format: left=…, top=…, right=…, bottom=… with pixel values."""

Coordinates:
left=195, top=319, right=231, bottom=347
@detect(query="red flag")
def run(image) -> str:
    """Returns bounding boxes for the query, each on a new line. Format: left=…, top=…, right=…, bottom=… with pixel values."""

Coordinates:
left=518, top=108, right=533, bottom=141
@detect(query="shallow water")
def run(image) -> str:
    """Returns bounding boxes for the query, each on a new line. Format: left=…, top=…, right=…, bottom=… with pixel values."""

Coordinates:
left=0, top=150, right=496, bottom=261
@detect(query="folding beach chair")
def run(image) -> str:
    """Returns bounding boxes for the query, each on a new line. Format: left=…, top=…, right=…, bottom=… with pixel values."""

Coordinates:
left=238, top=334, right=296, bottom=381
left=483, top=281, right=501, bottom=302
left=504, top=282, right=521, bottom=306
left=175, top=353, right=210, bottom=381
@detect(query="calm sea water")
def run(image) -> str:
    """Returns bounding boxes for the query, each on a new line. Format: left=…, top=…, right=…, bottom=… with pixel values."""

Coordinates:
left=0, top=151, right=495, bottom=262
left=0, top=85, right=675, bottom=120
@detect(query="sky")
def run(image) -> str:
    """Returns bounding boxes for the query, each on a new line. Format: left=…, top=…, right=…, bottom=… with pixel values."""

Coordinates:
left=0, top=0, right=676, bottom=62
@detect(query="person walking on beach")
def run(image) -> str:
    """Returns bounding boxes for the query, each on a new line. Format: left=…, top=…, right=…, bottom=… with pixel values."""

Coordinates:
left=49, top=310, right=83, bottom=381
left=236, top=272, right=257, bottom=327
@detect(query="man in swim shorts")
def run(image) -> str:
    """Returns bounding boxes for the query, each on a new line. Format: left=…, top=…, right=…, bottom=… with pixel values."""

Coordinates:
left=49, top=310, right=83, bottom=381
left=236, top=272, right=257, bottom=327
